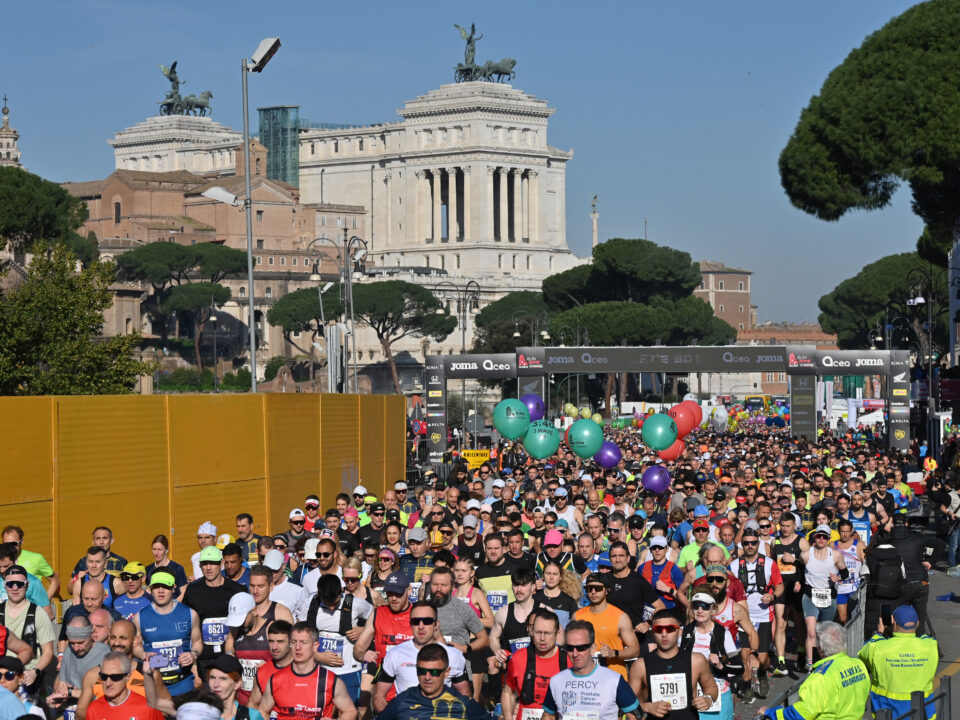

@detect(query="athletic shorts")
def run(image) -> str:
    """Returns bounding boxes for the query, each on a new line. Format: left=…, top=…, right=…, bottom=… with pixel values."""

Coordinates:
left=801, top=594, right=837, bottom=621
left=338, top=670, right=362, bottom=701
left=836, top=592, right=851, bottom=606
left=754, top=622, right=772, bottom=654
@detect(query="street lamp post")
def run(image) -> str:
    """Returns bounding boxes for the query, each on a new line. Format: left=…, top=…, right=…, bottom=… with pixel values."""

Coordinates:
left=512, top=311, right=550, bottom=396
left=907, top=266, right=940, bottom=452
left=556, top=321, right=590, bottom=408
left=210, top=307, right=218, bottom=394
left=240, top=37, right=281, bottom=392
left=434, top=280, right=481, bottom=450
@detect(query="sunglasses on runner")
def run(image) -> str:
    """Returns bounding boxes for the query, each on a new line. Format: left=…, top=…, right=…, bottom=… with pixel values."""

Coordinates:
left=3, top=581, right=25, bottom=590
left=343, top=576, right=360, bottom=584
left=814, top=533, right=830, bottom=540
left=691, top=602, right=713, bottom=611
left=564, top=642, right=592, bottom=653
left=120, top=573, right=143, bottom=582
left=410, top=616, right=436, bottom=626
left=742, top=540, right=759, bottom=546
left=586, top=584, right=606, bottom=593
left=0, top=671, right=16, bottom=681
left=316, top=552, right=333, bottom=559
left=652, top=624, right=680, bottom=634
left=416, top=666, right=445, bottom=676
left=98, top=672, right=127, bottom=682
left=705, top=575, right=727, bottom=584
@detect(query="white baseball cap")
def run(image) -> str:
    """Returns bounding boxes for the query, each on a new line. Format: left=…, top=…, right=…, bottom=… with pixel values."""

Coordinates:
left=289, top=508, right=305, bottom=520
left=262, top=550, right=285, bottom=571
left=225, top=593, right=256, bottom=627
left=303, top=538, right=320, bottom=560
left=353, top=485, right=367, bottom=496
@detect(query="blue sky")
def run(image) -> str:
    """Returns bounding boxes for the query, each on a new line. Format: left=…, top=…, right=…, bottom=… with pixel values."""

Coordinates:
left=6, top=0, right=924, bottom=322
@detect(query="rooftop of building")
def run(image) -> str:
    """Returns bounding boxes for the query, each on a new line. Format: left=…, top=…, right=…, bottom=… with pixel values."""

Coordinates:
left=697, top=260, right=752, bottom=274
left=63, top=169, right=208, bottom=197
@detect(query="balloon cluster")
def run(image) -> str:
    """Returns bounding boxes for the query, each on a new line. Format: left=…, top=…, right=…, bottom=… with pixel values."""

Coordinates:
left=558, top=403, right=620, bottom=467
left=491, top=394, right=563, bottom=460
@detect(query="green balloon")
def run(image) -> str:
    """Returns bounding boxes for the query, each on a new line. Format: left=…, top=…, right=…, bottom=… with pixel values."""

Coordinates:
left=493, top=398, right=530, bottom=440
left=568, top=418, right=604, bottom=459
left=524, top=420, right=561, bottom=459
left=641, top=413, right=678, bottom=451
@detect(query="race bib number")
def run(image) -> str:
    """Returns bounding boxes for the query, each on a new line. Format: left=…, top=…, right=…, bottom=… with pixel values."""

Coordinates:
left=651, top=672, right=688, bottom=710
left=855, top=528, right=869, bottom=544
left=509, top=636, right=530, bottom=653
left=487, top=591, right=508, bottom=611
left=521, top=709, right=545, bottom=720
left=63, top=708, right=76, bottom=720
left=409, top=582, right=422, bottom=603
left=317, top=631, right=345, bottom=657
left=151, top=638, right=182, bottom=672
left=697, top=682, right=724, bottom=714
left=202, top=617, right=228, bottom=649
left=811, top=588, right=832, bottom=609
left=238, top=657, right=263, bottom=692
left=776, top=556, right=796, bottom=575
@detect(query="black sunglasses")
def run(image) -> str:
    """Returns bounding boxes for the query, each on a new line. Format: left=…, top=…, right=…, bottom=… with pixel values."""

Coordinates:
left=416, top=666, right=445, bottom=676
left=705, top=576, right=727, bottom=584
left=316, top=552, right=333, bottom=559
left=564, top=642, right=591, bottom=652
left=120, top=573, right=143, bottom=582
left=4, top=581, right=25, bottom=590
left=691, top=601, right=713, bottom=611
left=586, top=584, right=606, bottom=592
left=343, top=576, right=360, bottom=583
left=410, top=616, right=436, bottom=626
left=98, top=672, right=127, bottom=682
left=0, top=671, right=16, bottom=681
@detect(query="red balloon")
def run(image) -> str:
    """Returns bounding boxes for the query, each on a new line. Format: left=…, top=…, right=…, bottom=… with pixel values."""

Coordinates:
left=668, top=404, right=697, bottom=438
left=682, top=400, right=703, bottom=426
left=658, top=439, right=685, bottom=462
left=563, top=425, right=571, bottom=447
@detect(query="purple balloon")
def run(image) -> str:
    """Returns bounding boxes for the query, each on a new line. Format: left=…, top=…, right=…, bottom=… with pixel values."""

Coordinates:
left=520, top=393, right=545, bottom=422
left=641, top=465, right=671, bottom=495
left=593, top=440, right=622, bottom=469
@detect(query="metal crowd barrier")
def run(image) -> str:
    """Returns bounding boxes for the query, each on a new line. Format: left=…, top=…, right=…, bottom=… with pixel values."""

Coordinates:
left=877, top=677, right=952, bottom=720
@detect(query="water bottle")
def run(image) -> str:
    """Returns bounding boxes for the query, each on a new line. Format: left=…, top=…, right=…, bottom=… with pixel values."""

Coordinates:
left=492, top=702, right=502, bottom=720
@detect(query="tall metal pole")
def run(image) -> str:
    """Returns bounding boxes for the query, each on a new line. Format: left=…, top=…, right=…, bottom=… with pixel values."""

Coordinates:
left=241, top=59, right=258, bottom=392
left=928, top=279, right=936, bottom=451
left=461, top=300, right=467, bottom=452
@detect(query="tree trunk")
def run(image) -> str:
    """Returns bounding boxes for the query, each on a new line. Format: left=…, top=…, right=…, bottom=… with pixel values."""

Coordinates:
left=604, top=373, right=615, bottom=418
left=383, top=338, right=402, bottom=394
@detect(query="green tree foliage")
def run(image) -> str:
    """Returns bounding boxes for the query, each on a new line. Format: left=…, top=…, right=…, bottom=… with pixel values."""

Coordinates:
left=0, top=167, right=88, bottom=251
left=160, top=282, right=231, bottom=370
left=117, top=242, right=246, bottom=343
left=543, top=238, right=701, bottom=310
left=352, top=280, right=457, bottom=394
left=266, top=287, right=345, bottom=359
left=0, top=243, right=150, bottom=394
left=472, top=291, right=550, bottom=354
left=778, top=1, right=960, bottom=265
left=63, top=231, right=100, bottom=267
left=818, top=252, right=947, bottom=350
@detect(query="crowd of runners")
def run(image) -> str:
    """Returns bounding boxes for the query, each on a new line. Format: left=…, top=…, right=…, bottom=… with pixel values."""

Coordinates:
left=0, top=424, right=950, bottom=720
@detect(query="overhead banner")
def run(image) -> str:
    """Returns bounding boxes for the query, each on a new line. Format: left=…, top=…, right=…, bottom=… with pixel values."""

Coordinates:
left=516, top=347, right=546, bottom=376
left=443, top=354, right=517, bottom=379
left=789, top=374, right=817, bottom=439
left=539, top=346, right=789, bottom=373
left=889, top=349, right=911, bottom=450
left=424, top=355, right=446, bottom=464
left=787, top=347, right=891, bottom=375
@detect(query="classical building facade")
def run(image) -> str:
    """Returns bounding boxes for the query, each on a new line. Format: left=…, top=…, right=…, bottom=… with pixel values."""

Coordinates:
left=109, top=115, right=242, bottom=175
left=0, top=97, right=23, bottom=169
left=693, top=260, right=754, bottom=332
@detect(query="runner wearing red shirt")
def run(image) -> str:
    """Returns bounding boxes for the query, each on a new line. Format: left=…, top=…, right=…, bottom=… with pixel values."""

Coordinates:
left=85, top=652, right=162, bottom=720
left=503, top=610, right=568, bottom=720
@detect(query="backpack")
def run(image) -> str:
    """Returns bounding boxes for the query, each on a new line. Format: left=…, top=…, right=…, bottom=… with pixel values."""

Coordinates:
left=519, top=647, right=568, bottom=705
left=736, top=555, right=769, bottom=595
left=0, top=602, right=37, bottom=653
left=679, top=621, right=742, bottom=680
left=872, top=548, right=905, bottom=600
left=306, top=592, right=354, bottom=635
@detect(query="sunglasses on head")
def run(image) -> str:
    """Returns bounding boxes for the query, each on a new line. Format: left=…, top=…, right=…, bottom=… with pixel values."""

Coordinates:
left=652, top=624, right=680, bottom=634
left=564, top=642, right=591, bottom=653
left=411, top=616, right=436, bottom=626
left=416, top=666, right=445, bottom=676
left=98, top=671, right=127, bottom=682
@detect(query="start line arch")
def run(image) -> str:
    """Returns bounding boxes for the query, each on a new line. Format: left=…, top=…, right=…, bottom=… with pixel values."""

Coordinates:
left=424, top=345, right=910, bottom=463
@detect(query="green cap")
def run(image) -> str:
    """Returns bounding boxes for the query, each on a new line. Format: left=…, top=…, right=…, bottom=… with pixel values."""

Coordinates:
left=198, top=546, right=223, bottom=564
left=150, top=572, right=176, bottom=588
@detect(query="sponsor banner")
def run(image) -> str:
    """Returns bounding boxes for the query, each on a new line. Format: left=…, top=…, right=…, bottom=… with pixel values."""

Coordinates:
left=516, top=347, right=545, bottom=376
left=444, top=354, right=517, bottom=379
left=786, top=346, right=818, bottom=375
left=461, top=449, right=491, bottom=470
left=815, top=350, right=890, bottom=375
left=889, top=350, right=911, bottom=450
left=542, top=346, right=788, bottom=373
left=425, top=355, right=446, bottom=464
left=789, top=374, right=818, bottom=439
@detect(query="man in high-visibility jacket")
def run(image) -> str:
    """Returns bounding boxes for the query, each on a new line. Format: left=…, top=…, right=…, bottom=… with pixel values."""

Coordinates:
left=858, top=605, right=939, bottom=720
left=762, top=621, right=869, bottom=720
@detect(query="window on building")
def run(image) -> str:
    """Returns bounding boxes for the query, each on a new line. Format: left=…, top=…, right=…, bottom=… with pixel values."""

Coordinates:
left=700, top=280, right=705, bottom=290
left=498, top=254, right=503, bottom=269
left=337, top=217, right=344, bottom=227
left=738, top=281, right=744, bottom=291
left=256, top=256, right=263, bottom=265
left=114, top=202, right=121, bottom=224
left=256, top=210, right=263, bottom=222
left=455, top=254, right=461, bottom=269
left=268, top=257, right=274, bottom=266
left=718, top=281, right=725, bottom=290
left=441, top=256, right=446, bottom=270
left=321, top=216, right=326, bottom=227
left=425, top=255, right=430, bottom=267
left=512, top=255, right=517, bottom=270
left=739, top=305, right=744, bottom=313
left=718, top=305, right=724, bottom=312
left=255, top=158, right=262, bottom=175
left=739, top=323, right=745, bottom=330
left=778, top=372, right=785, bottom=383
left=256, top=239, right=264, bottom=249
left=280, top=257, right=286, bottom=266
left=292, top=257, right=298, bottom=266
left=333, top=140, right=339, bottom=153
left=239, top=287, right=246, bottom=297
left=358, top=139, right=364, bottom=151
left=265, top=287, right=272, bottom=298
left=526, top=255, right=531, bottom=270
left=310, top=142, right=315, bottom=155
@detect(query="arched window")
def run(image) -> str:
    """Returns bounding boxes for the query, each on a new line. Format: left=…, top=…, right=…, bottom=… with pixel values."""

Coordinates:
left=255, top=158, right=262, bottom=175
left=114, top=202, right=121, bottom=224
left=265, top=287, right=273, bottom=298
left=239, top=287, right=246, bottom=297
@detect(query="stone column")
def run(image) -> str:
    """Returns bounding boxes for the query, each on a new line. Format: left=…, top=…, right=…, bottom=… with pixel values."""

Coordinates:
left=415, top=170, right=425, bottom=243
left=486, top=166, right=496, bottom=241
left=499, top=168, right=509, bottom=242
left=528, top=170, right=538, bottom=243
left=384, top=171, right=392, bottom=246
left=511, top=169, right=522, bottom=243
left=432, top=170, right=442, bottom=243
left=462, top=166, right=471, bottom=241
left=449, top=168, right=459, bottom=241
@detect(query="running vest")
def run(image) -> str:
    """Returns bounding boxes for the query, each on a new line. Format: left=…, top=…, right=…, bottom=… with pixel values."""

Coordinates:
left=0, top=602, right=36, bottom=652
left=269, top=663, right=337, bottom=720
left=372, top=605, right=412, bottom=663
left=641, top=560, right=678, bottom=591
left=519, top=647, right=568, bottom=705
left=502, top=602, right=532, bottom=654
left=736, top=554, right=770, bottom=595
left=644, top=650, right=698, bottom=720
left=847, top=510, right=873, bottom=544
left=139, top=602, right=194, bottom=691
left=306, top=594, right=354, bottom=636
left=713, top=597, right=738, bottom=644
left=234, top=602, right=278, bottom=703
